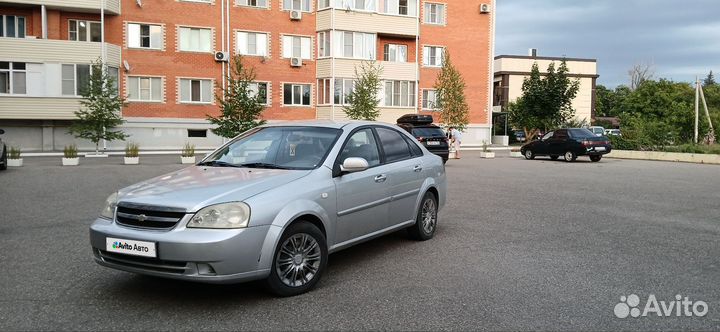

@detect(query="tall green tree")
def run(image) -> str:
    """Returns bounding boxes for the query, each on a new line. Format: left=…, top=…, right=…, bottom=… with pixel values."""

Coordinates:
left=68, top=58, right=128, bottom=154
left=508, top=60, right=579, bottom=141
left=343, top=61, right=383, bottom=121
left=435, top=51, right=469, bottom=131
left=208, top=55, right=266, bottom=139
left=703, top=70, right=716, bottom=87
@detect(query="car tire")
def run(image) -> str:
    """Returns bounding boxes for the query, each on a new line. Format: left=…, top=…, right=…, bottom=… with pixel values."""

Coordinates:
left=590, top=155, right=602, bottom=162
left=563, top=151, right=577, bottom=162
left=407, top=191, right=438, bottom=241
left=0, top=147, right=6, bottom=171
left=442, top=159, right=448, bottom=165
left=523, top=149, right=535, bottom=160
left=265, top=221, right=328, bottom=297
left=550, top=155, right=559, bottom=161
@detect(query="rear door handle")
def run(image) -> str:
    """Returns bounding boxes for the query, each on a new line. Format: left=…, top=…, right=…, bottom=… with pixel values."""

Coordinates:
left=374, top=174, right=387, bottom=183
left=413, top=165, right=423, bottom=172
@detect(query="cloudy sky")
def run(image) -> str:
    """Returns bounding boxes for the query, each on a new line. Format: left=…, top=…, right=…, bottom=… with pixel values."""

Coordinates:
left=495, top=0, right=720, bottom=87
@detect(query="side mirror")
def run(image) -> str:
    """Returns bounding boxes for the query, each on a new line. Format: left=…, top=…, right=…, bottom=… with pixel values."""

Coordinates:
left=340, top=157, right=369, bottom=174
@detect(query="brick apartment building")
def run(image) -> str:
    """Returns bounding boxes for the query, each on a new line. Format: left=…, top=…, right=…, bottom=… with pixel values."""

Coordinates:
left=0, top=0, right=495, bottom=151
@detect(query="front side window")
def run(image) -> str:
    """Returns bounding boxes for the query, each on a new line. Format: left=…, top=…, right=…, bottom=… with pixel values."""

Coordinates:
left=69, top=20, right=101, bottom=42
left=542, top=131, right=554, bottom=141
left=424, top=3, right=446, bottom=25
left=334, top=78, right=355, bottom=105
left=1, top=15, right=26, bottom=38
left=0, top=62, right=26, bottom=95
left=237, top=0, right=268, bottom=7
left=423, top=46, right=444, bottom=67
left=282, top=0, right=311, bottom=11
left=179, top=27, right=212, bottom=52
left=179, top=79, right=212, bottom=103
left=283, top=83, right=311, bottom=106
left=383, top=44, right=407, bottom=62
left=422, top=89, right=438, bottom=110
left=338, top=128, right=381, bottom=167
left=208, top=127, right=341, bottom=169
left=376, top=127, right=412, bottom=163
left=127, top=76, right=163, bottom=102
left=384, top=80, right=416, bottom=107
left=282, top=35, right=312, bottom=59
left=237, top=31, right=268, bottom=56
left=127, top=23, right=162, bottom=49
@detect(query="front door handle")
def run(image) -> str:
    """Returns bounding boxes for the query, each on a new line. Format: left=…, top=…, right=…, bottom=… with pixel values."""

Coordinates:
left=374, top=174, right=387, bottom=183
left=413, top=165, right=423, bottom=172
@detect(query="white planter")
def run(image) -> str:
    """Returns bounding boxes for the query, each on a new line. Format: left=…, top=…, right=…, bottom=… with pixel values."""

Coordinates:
left=480, top=152, right=496, bottom=159
left=7, top=158, right=23, bottom=167
left=124, top=157, right=139, bottom=165
left=62, top=157, right=80, bottom=166
left=510, top=151, right=523, bottom=158
left=449, top=150, right=457, bottom=159
left=181, top=156, right=196, bottom=164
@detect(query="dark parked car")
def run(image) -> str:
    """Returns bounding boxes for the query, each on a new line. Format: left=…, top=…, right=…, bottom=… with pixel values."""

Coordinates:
left=397, top=114, right=449, bottom=164
left=0, top=129, right=6, bottom=171
left=521, top=128, right=612, bottom=162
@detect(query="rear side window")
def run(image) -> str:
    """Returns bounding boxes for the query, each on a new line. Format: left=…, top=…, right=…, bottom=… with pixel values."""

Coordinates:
left=376, top=127, right=412, bottom=163
left=403, top=135, right=424, bottom=157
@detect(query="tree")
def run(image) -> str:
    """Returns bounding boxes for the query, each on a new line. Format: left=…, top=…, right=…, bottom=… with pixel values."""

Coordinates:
left=703, top=70, right=716, bottom=87
left=595, top=84, right=631, bottom=117
left=343, top=61, right=383, bottom=121
left=68, top=58, right=128, bottom=154
left=435, top=51, right=469, bottom=131
left=208, top=55, right=266, bottom=139
left=508, top=60, right=580, bottom=141
left=628, top=62, right=654, bottom=91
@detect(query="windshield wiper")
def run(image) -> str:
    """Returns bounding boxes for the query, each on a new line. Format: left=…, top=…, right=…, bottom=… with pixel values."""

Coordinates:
left=238, top=162, right=293, bottom=170
left=197, top=160, right=241, bottom=168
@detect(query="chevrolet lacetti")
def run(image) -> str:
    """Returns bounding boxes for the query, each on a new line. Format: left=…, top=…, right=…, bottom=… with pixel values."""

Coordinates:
left=90, top=121, right=446, bottom=296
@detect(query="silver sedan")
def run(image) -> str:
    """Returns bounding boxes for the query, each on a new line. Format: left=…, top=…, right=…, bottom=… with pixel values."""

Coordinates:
left=89, top=121, right=447, bottom=296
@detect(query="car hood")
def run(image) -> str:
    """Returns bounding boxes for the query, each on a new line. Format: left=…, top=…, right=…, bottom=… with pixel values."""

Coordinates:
left=117, top=166, right=311, bottom=212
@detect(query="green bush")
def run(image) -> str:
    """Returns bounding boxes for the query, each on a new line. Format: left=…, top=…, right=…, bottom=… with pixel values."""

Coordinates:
left=125, top=142, right=140, bottom=158
left=8, top=146, right=21, bottom=159
left=63, top=144, right=78, bottom=158
left=181, top=142, right=195, bottom=157
left=663, top=144, right=720, bottom=154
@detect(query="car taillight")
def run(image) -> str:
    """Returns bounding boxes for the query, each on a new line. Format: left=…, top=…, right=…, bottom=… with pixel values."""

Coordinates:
left=416, top=136, right=425, bottom=142
left=581, top=140, right=591, bottom=146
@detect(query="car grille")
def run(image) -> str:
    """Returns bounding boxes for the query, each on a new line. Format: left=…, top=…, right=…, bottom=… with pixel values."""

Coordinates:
left=96, top=249, right=188, bottom=274
left=115, top=204, right=187, bottom=229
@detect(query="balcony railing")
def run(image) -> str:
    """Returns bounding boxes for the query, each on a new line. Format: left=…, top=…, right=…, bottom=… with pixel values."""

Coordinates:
left=3, top=0, right=121, bottom=15
left=318, top=58, right=417, bottom=81
left=0, top=38, right=121, bottom=65
left=317, top=9, right=418, bottom=37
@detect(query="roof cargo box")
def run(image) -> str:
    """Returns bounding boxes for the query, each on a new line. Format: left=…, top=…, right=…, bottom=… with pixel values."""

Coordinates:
left=397, top=114, right=433, bottom=125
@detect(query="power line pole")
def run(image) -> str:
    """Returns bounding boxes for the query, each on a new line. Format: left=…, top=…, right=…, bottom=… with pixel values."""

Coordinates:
left=694, top=77, right=699, bottom=144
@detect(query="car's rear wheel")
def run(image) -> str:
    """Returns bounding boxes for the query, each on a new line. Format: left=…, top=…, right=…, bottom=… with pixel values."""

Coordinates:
left=550, top=155, right=559, bottom=161
left=524, top=149, right=535, bottom=160
left=590, top=155, right=602, bottom=162
left=266, top=221, right=328, bottom=297
left=407, top=191, right=438, bottom=241
left=563, top=151, right=577, bottom=162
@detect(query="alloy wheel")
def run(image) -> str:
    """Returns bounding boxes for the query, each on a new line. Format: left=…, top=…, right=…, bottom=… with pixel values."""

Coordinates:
left=421, top=198, right=437, bottom=234
left=276, top=233, right=322, bottom=288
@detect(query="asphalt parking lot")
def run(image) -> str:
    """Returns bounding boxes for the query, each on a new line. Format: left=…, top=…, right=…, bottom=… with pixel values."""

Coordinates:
left=0, top=153, right=718, bottom=331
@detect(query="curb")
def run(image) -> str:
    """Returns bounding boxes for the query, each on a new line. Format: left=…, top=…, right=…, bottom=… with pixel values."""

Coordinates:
left=606, top=150, right=720, bottom=165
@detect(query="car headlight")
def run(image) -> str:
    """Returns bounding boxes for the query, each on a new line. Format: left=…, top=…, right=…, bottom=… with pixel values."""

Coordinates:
left=100, top=192, right=118, bottom=220
left=187, top=202, right=251, bottom=229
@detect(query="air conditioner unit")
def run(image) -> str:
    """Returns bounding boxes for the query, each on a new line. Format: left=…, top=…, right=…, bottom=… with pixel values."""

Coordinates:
left=214, top=51, right=229, bottom=62
left=290, top=57, right=303, bottom=67
left=290, top=10, right=302, bottom=20
left=479, top=3, right=490, bottom=13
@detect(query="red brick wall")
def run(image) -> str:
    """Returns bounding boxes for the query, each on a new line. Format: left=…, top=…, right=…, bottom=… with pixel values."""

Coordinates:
left=376, top=36, right=417, bottom=62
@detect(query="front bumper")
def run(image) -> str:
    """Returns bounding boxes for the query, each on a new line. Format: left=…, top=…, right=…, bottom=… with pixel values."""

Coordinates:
left=89, top=217, right=275, bottom=284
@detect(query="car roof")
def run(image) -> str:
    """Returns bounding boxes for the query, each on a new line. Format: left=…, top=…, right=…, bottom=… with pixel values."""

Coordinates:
left=260, top=120, right=399, bottom=130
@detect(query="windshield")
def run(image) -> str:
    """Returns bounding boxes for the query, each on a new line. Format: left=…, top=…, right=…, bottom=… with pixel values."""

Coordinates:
left=569, top=128, right=596, bottom=138
left=412, top=127, right=446, bottom=138
left=203, top=127, right=341, bottom=170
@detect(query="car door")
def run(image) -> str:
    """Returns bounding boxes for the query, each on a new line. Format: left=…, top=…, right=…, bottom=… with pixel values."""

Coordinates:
left=548, top=129, right=569, bottom=155
left=333, top=128, right=390, bottom=244
left=535, top=131, right=554, bottom=155
left=375, top=127, right=422, bottom=227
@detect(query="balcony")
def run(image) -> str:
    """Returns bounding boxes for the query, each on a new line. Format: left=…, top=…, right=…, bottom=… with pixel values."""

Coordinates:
left=0, top=38, right=121, bottom=65
left=317, top=9, right=418, bottom=37
left=318, top=58, right=417, bottom=81
left=0, top=96, right=82, bottom=120
left=3, top=0, right=121, bottom=15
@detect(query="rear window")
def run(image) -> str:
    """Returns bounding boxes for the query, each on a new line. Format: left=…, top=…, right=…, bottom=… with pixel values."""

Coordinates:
left=569, top=129, right=596, bottom=138
left=411, top=127, right=446, bottom=138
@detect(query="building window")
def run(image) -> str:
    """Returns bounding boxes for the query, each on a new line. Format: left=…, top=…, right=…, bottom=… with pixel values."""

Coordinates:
left=424, top=3, right=445, bottom=25
left=69, top=20, right=101, bottom=42
left=0, top=15, right=26, bottom=38
left=283, top=83, right=311, bottom=106
left=422, top=89, right=438, bottom=110
left=317, top=78, right=331, bottom=105
left=334, top=78, right=355, bottom=105
left=318, top=0, right=330, bottom=9
left=332, top=0, right=375, bottom=11
left=384, top=44, right=407, bottom=62
left=237, top=31, right=268, bottom=56
left=384, top=80, right=415, bottom=107
left=423, top=46, right=444, bottom=67
left=127, top=23, right=162, bottom=49
left=179, top=27, right=212, bottom=52
left=179, top=79, right=212, bottom=103
left=249, top=82, right=269, bottom=105
left=317, top=31, right=331, bottom=58
left=282, top=35, right=312, bottom=59
left=383, top=0, right=416, bottom=16
left=61, top=64, right=91, bottom=96
left=282, top=0, right=311, bottom=11
left=237, top=0, right=267, bottom=7
left=188, top=129, right=208, bottom=138
left=127, top=76, right=163, bottom=102
left=333, top=31, right=376, bottom=60
left=0, top=62, right=26, bottom=95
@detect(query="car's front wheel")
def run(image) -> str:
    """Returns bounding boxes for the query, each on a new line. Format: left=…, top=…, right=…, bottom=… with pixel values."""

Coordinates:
left=563, top=151, right=577, bottom=162
left=266, top=221, right=328, bottom=297
left=524, top=149, right=535, bottom=160
left=407, top=192, right=438, bottom=241
left=590, top=155, right=602, bottom=162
